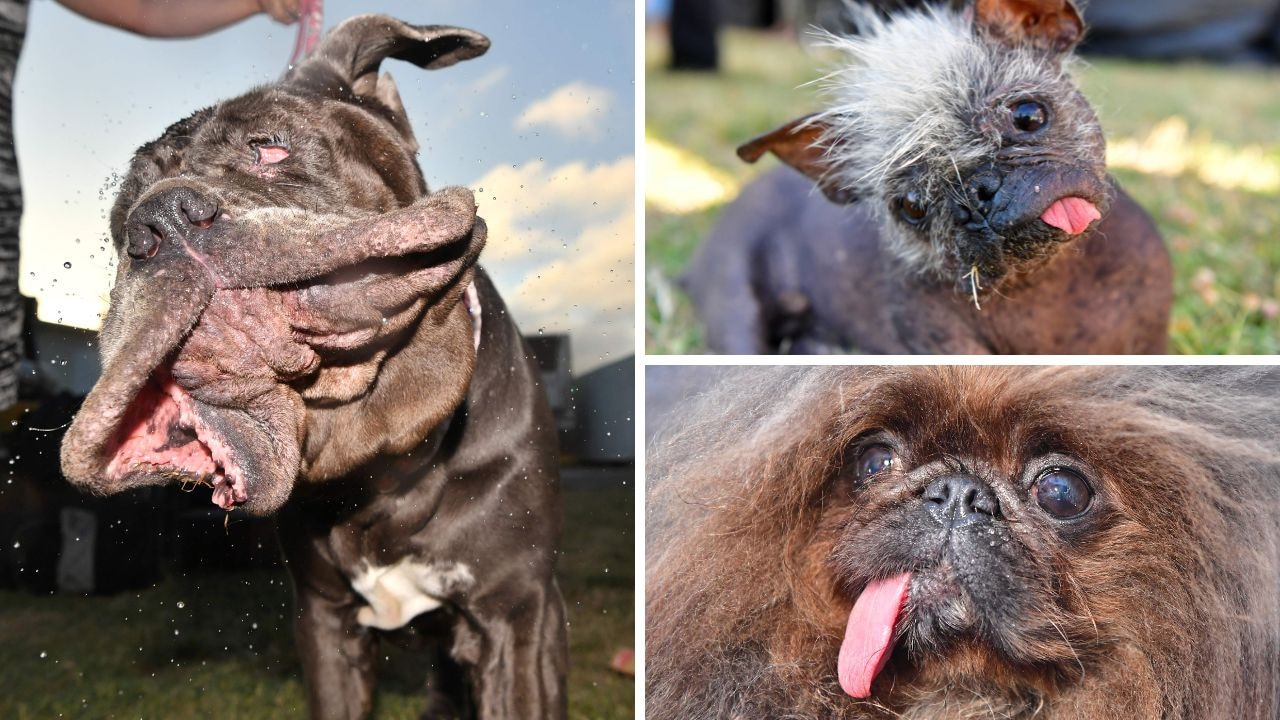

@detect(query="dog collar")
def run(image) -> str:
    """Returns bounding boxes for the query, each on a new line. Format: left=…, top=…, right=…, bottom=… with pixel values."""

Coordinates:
left=463, top=282, right=481, bottom=351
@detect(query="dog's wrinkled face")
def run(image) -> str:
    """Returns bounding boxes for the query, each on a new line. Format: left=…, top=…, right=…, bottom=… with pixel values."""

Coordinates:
left=648, top=367, right=1280, bottom=719
left=61, top=16, right=490, bottom=515
left=826, top=396, right=1109, bottom=699
left=740, top=0, right=1109, bottom=295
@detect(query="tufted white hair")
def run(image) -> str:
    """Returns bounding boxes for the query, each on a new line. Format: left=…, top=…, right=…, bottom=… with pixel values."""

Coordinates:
left=806, top=3, right=1103, bottom=276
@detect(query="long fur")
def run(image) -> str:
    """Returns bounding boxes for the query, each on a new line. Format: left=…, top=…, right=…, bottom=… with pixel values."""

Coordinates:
left=647, top=366, right=1280, bottom=719
left=810, top=5, right=1106, bottom=278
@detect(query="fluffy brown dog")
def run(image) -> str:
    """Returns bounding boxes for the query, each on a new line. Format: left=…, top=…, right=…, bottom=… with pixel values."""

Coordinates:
left=647, top=366, right=1280, bottom=719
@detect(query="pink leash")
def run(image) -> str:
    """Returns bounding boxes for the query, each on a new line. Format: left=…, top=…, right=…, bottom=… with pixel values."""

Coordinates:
left=288, top=0, right=324, bottom=67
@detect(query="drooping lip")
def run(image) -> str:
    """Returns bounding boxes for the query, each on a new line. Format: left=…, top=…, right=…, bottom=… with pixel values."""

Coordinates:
left=60, top=262, right=218, bottom=502
left=104, top=369, right=248, bottom=509
left=59, top=270, right=299, bottom=515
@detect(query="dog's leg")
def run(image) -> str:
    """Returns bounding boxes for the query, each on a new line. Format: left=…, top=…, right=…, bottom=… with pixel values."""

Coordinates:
left=681, top=229, right=773, bottom=354
left=460, top=577, right=568, bottom=719
left=279, top=510, right=379, bottom=720
left=294, top=589, right=378, bottom=720
left=419, top=643, right=472, bottom=720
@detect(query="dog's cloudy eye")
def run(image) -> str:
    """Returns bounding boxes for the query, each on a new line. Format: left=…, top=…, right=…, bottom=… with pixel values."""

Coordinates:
left=1011, top=101, right=1049, bottom=133
left=897, top=191, right=927, bottom=225
left=1033, top=467, right=1091, bottom=518
left=254, top=145, right=290, bottom=164
left=856, top=444, right=896, bottom=480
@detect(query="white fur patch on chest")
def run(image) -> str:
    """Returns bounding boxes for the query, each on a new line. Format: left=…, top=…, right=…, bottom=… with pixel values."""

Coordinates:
left=350, top=558, right=475, bottom=630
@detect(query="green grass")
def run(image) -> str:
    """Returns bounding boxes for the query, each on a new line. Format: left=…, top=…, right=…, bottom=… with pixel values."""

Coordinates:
left=646, top=29, right=1280, bottom=355
left=0, top=480, right=634, bottom=719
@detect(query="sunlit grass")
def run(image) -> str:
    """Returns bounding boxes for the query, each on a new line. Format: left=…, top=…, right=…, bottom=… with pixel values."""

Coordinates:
left=1108, top=116, right=1280, bottom=194
left=646, top=28, right=1280, bottom=355
left=645, top=135, right=740, bottom=214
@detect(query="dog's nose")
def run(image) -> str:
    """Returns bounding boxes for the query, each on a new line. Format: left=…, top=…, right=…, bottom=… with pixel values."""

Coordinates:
left=923, top=473, right=1000, bottom=529
left=124, top=187, right=219, bottom=260
left=955, top=166, right=1004, bottom=224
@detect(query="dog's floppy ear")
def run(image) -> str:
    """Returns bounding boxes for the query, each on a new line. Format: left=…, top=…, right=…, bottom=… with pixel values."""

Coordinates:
left=287, top=16, right=488, bottom=145
left=738, top=114, right=856, bottom=204
left=972, top=0, right=1083, bottom=54
left=288, top=14, right=489, bottom=99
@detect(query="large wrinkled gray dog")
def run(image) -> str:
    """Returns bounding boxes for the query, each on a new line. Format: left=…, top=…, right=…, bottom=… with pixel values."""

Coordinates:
left=61, top=16, right=566, bottom=719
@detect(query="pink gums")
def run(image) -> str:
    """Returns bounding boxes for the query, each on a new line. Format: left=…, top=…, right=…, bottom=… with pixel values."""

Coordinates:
left=105, top=374, right=247, bottom=509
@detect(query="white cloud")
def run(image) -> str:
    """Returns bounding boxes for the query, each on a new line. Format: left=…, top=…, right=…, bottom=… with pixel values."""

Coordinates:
left=511, top=209, right=633, bottom=317
left=470, top=155, right=634, bottom=373
left=470, top=65, right=511, bottom=96
left=472, top=156, right=633, bottom=262
left=510, top=209, right=633, bottom=373
left=515, top=81, right=614, bottom=139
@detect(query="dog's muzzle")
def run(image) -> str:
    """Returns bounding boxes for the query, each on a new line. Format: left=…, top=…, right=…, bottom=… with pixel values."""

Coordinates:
left=125, top=187, right=220, bottom=261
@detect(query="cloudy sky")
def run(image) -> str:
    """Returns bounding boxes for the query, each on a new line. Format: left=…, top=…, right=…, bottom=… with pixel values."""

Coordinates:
left=16, top=0, right=634, bottom=375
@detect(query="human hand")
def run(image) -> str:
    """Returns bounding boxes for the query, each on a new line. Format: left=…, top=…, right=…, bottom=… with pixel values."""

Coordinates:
left=259, top=0, right=302, bottom=24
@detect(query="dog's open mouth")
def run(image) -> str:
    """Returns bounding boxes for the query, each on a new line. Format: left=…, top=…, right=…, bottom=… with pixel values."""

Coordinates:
left=105, top=369, right=247, bottom=509
left=60, top=278, right=303, bottom=516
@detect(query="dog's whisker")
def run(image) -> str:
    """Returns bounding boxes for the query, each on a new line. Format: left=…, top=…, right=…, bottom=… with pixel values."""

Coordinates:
left=1047, top=617, right=1086, bottom=681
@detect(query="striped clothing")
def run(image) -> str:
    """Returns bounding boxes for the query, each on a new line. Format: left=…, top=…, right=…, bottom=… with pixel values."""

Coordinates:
left=0, top=0, right=27, bottom=410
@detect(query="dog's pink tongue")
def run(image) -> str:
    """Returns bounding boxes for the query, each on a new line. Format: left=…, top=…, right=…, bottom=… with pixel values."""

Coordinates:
left=1040, top=196, right=1100, bottom=235
left=838, top=572, right=911, bottom=699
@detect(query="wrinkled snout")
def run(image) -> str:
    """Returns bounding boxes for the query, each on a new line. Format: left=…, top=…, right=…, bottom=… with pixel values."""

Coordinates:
left=944, top=160, right=1109, bottom=294
left=950, top=162, right=1105, bottom=238
left=124, top=187, right=220, bottom=260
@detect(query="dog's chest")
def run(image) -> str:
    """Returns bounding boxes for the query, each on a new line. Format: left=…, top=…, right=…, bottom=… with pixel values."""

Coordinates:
left=323, top=430, right=472, bottom=630
left=349, top=556, right=475, bottom=630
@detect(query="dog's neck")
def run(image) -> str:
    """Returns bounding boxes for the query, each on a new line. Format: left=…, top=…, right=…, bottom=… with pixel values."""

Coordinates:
left=297, top=268, right=480, bottom=482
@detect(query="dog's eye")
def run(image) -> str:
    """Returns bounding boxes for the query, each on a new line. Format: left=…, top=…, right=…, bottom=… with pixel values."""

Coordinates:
left=856, top=444, right=896, bottom=480
left=1010, top=101, right=1049, bottom=133
left=897, top=191, right=927, bottom=225
left=1033, top=467, right=1091, bottom=518
left=254, top=145, right=290, bottom=164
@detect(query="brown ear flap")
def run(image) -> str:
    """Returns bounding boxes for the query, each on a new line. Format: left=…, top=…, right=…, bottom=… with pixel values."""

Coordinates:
left=737, top=115, right=856, bottom=204
left=974, top=0, right=1084, bottom=53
